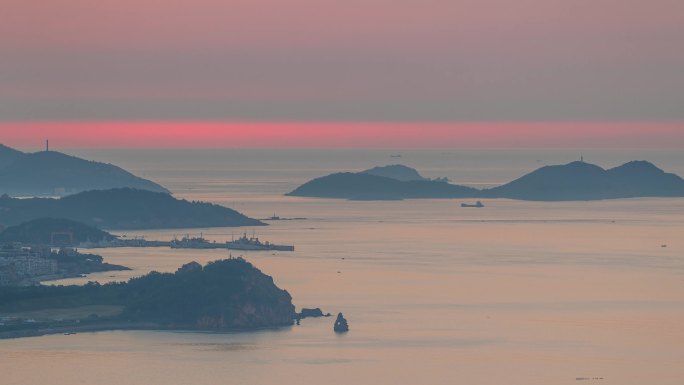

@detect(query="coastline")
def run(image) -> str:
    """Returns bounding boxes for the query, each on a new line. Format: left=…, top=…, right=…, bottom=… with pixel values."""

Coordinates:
left=0, top=321, right=295, bottom=340
left=0, top=322, right=161, bottom=340
left=19, top=266, right=130, bottom=286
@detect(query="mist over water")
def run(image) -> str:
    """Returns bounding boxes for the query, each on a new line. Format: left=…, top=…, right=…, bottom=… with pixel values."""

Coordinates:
left=2, top=149, right=683, bottom=385
left=68, top=148, right=684, bottom=190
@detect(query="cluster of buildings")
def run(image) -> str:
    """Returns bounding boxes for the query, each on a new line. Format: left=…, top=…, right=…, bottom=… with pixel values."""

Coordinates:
left=0, top=244, right=59, bottom=286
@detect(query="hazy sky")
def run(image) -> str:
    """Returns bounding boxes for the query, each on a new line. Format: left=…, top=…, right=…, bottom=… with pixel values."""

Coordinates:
left=2, top=0, right=684, bottom=122
left=2, top=122, right=683, bottom=149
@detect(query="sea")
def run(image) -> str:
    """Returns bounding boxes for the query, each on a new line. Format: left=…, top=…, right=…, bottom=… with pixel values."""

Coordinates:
left=1, top=148, right=683, bottom=385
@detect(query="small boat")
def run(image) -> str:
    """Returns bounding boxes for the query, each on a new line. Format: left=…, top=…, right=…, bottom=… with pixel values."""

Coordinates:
left=461, top=201, right=484, bottom=208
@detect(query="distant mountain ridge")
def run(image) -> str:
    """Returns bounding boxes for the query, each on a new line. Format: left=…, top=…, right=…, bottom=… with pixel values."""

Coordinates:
left=287, top=161, right=684, bottom=201
left=485, top=160, right=684, bottom=201
left=0, top=145, right=169, bottom=196
left=0, top=188, right=264, bottom=229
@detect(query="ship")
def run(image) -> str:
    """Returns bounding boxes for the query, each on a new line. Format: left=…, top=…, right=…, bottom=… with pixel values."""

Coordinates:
left=461, top=201, right=484, bottom=208
left=169, top=235, right=217, bottom=249
left=226, top=233, right=295, bottom=251
left=170, top=233, right=294, bottom=251
left=260, top=213, right=308, bottom=221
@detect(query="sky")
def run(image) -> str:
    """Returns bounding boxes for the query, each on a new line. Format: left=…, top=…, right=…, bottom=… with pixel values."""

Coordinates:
left=2, top=122, right=683, bottom=149
left=1, top=1, right=683, bottom=147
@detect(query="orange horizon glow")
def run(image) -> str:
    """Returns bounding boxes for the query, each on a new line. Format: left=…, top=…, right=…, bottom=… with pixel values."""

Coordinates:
left=2, top=121, right=683, bottom=149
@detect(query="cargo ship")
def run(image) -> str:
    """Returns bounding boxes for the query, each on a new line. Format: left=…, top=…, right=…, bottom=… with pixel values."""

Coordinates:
left=461, top=201, right=484, bottom=208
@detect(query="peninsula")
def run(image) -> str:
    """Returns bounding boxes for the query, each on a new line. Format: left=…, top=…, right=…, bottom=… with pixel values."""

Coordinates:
left=0, top=258, right=295, bottom=339
left=0, top=217, right=116, bottom=245
left=287, top=161, right=684, bottom=201
left=0, top=188, right=265, bottom=229
left=0, top=144, right=168, bottom=197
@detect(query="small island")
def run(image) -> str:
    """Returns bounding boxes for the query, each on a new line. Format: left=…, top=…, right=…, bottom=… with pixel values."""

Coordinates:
left=0, top=258, right=296, bottom=339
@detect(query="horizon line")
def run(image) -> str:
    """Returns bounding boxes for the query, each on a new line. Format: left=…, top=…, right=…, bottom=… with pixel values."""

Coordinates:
left=2, top=121, right=683, bottom=149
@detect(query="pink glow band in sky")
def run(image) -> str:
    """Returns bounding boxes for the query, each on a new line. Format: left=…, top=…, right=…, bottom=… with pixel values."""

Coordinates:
left=1, top=122, right=683, bottom=149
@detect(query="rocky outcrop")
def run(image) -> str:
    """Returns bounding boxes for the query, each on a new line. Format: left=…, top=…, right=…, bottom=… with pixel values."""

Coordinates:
left=176, top=261, right=202, bottom=274
left=296, top=307, right=331, bottom=319
left=334, top=312, right=349, bottom=333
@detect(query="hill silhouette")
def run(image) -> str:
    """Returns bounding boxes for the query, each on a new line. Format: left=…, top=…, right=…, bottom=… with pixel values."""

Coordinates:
left=486, top=160, right=684, bottom=200
left=361, top=164, right=429, bottom=181
left=0, top=258, right=295, bottom=337
left=0, top=188, right=265, bottom=229
left=0, top=144, right=24, bottom=169
left=286, top=172, right=477, bottom=200
left=0, top=145, right=168, bottom=196
left=288, top=161, right=684, bottom=201
left=0, top=218, right=116, bottom=245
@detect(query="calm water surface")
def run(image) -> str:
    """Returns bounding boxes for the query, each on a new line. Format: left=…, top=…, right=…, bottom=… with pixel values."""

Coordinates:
left=1, top=149, right=683, bottom=385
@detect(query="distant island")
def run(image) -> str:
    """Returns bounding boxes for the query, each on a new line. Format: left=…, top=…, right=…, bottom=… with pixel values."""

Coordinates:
left=287, top=161, right=684, bottom=201
left=0, top=144, right=168, bottom=197
left=0, top=188, right=265, bottom=229
left=361, top=164, right=448, bottom=183
left=483, top=160, right=684, bottom=201
left=287, top=171, right=478, bottom=200
left=0, top=258, right=295, bottom=339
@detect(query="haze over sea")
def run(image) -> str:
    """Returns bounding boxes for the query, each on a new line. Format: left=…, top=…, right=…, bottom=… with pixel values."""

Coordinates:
left=2, top=148, right=683, bottom=385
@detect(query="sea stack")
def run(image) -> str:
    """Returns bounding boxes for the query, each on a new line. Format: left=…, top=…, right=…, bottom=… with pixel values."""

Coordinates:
left=334, top=312, right=349, bottom=333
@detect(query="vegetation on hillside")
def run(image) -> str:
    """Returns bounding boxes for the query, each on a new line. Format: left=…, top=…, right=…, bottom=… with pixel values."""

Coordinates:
left=0, top=258, right=295, bottom=333
left=0, top=188, right=265, bottom=229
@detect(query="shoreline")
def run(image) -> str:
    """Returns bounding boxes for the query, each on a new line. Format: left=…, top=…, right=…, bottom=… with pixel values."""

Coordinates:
left=0, top=322, right=162, bottom=340
left=0, top=321, right=295, bottom=340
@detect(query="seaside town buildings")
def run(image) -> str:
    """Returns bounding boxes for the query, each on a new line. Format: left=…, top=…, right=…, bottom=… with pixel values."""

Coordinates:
left=0, top=245, right=59, bottom=285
